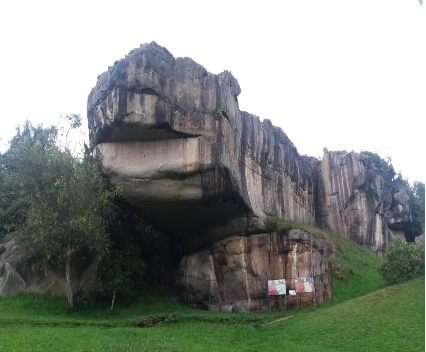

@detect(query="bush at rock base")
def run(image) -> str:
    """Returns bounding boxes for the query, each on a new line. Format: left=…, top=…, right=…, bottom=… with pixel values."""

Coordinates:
left=378, top=236, right=425, bottom=285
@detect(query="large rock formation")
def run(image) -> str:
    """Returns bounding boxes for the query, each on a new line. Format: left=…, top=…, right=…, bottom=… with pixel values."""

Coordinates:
left=87, top=42, right=412, bottom=311
left=88, top=42, right=316, bottom=253
left=317, top=149, right=411, bottom=256
left=176, top=229, right=334, bottom=312
left=0, top=240, right=100, bottom=297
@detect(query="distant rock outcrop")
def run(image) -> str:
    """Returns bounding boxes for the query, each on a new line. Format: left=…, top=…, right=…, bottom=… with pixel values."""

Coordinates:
left=86, top=42, right=412, bottom=311
left=317, top=149, right=411, bottom=256
left=415, top=234, right=425, bottom=250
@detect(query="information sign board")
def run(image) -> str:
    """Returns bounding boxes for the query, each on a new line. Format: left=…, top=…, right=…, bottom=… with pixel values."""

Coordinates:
left=295, top=277, right=314, bottom=293
left=268, top=279, right=286, bottom=296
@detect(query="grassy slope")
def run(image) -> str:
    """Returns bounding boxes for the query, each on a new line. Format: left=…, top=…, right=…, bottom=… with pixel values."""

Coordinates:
left=0, top=277, right=424, bottom=351
left=0, top=224, right=423, bottom=351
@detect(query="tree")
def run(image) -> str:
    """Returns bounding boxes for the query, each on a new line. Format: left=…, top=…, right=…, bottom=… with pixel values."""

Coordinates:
left=89, top=244, right=145, bottom=310
left=413, top=181, right=425, bottom=203
left=1, top=116, right=119, bottom=309
left=402, top=181, right=425, bottom=243
left=378, top=236, right=425, bottom=285
left=0, top=121, right=58, bottom=241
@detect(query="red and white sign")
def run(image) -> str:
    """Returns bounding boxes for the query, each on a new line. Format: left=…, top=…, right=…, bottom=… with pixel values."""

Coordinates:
left=294, top=277, right=313, bottom=293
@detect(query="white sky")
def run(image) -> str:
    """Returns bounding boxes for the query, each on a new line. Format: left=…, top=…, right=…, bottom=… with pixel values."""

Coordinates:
left=0, top=0, right=425, bottom=183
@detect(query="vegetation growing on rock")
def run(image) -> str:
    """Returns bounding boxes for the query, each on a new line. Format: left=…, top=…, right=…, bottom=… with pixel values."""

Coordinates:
left=360, top=151, right=396, bottom=182
left=212, top=108, right=223, bottom=120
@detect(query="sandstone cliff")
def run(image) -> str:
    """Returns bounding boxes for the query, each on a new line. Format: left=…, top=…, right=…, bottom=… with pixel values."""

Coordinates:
left=88, top=42, right=316, bottom=254
left=86, top=42, right=412, bottom=311
left=176, top=229, right=334, bottom=312
left=317, top=149, right=411, bottom=255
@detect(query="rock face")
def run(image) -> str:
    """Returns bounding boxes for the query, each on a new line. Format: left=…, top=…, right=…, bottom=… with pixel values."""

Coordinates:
left=87, top=42, right=412, bottom=310
left=415, top=234, right=425, bottom=250
left=176, top=229, right=334, bottom=312
left=88, top=42, right=316, bottom=253
left=317, top=149, right=411, bottom=255
left=0, top=240, right=100, bottom=297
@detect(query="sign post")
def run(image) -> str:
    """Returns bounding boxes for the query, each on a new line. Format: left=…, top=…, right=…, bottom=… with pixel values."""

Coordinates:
left=268, top=279, right=286, bottom=311
left=295, top=277, right=314, bottom=294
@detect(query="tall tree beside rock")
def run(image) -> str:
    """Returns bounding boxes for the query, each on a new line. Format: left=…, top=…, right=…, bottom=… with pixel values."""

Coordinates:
left=0, top=116, right=118, bottom=309
left=0, top=121, right=59, bottom=241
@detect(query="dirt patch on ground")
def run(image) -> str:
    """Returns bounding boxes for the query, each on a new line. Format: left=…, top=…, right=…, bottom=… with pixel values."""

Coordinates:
left=136, top=315, right=178, bottom=328
left=263, top=315, right=294, bottom=326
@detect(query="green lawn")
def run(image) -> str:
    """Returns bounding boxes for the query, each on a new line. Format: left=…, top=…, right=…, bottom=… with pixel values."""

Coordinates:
left=0, top=224, right=422, bottom=351
left=0, top=277, right=424, bottom=351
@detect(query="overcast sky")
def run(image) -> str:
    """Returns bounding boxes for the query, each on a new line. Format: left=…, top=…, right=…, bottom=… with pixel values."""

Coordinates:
left=0, top=0, right=424, bottom=183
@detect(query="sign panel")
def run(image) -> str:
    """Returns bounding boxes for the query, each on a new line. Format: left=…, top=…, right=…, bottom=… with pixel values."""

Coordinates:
left=289, top=290, right=296, bottom=296
left=268, top=279, right=286, bottom=296
left=294, top=277, right=314, bottom=294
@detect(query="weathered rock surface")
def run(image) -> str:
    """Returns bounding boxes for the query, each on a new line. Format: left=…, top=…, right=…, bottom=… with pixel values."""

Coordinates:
left=0, top=240, right=100, bottom=297
left=87, top=42, right=412, bottom=310
left=415, top=234, right=425, bottom=250
left=88, top=41, right=316, bottom=253
left=317, top=149, right=411, bottom=255
left=176, top=229, right=334, bottom=312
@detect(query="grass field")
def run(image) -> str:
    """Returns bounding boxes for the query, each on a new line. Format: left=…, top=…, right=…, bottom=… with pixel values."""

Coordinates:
left=0, top=277, right=424, bottom=351
left=0, top=226, right=423, bottom=351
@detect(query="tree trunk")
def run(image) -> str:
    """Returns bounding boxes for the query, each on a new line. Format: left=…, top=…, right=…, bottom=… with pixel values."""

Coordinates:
left=111, top=290, right=116, bottom=311
left=66, top=257, right=73, bottom=310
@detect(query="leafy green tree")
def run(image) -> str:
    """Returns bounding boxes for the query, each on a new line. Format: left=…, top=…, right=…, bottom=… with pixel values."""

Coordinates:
left=17, top=153, right=118, bottom=309
left=1, top=116, right=119, bottom=309
left=0, top=121, right=58, bottom=241
left=85, top=205, right=179, bottom=308
left=88, top=243, right=145, bottom=310
left=378, top=236, right=425, bottom=285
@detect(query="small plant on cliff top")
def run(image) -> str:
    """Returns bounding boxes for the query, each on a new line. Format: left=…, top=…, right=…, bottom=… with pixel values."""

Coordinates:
left=361, top=151, right=396, bottom=182
left=378, top=236, right=425, bottom=285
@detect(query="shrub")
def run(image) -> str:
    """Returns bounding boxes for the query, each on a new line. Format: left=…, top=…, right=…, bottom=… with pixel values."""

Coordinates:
left=378, top=236, right=425, bottom=285
left=265, top=217, right=293, bottom=236
left=265, top=217, right=278, bottom=232
left=277, top=222, right=293, bottom=236
left=212, top=108, right=223, bottom=120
